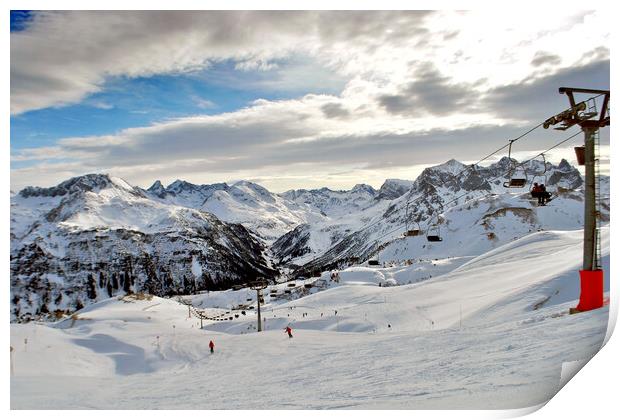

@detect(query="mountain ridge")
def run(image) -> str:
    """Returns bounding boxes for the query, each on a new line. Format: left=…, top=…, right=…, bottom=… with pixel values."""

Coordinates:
left=11, top=157, right=606, bottom=321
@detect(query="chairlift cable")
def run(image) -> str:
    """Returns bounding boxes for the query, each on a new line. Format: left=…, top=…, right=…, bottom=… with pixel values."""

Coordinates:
left=370, top=129, right=583, bottom=246
left=335, top=94, right=601, bottom=263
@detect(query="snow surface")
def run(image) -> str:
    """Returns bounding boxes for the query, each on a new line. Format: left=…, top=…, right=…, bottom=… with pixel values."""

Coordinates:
left=11, top=226, right=610, bottom=409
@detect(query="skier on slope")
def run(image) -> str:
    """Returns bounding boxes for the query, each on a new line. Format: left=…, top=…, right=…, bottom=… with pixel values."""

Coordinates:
left=209, top=340, right=215, bottom=354
left=285, top=326, right=293, bottom=338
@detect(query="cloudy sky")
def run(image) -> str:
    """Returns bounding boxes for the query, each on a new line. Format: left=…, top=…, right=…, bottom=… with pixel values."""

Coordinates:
left=10, top=10, right=610, bottom=192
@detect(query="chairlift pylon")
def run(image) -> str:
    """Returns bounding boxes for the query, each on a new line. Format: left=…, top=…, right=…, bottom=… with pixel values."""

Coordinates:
left=503, top=140, right=528, bottom=188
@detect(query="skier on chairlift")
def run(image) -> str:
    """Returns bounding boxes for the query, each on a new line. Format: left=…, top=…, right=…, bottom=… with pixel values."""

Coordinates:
left=539, top=184, right=552, bottom=206
left=531, top=182, right=542, bottom=203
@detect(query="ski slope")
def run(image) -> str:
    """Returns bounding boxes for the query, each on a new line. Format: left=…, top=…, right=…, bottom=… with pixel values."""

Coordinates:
left=10, top=227, right=610, bottom=409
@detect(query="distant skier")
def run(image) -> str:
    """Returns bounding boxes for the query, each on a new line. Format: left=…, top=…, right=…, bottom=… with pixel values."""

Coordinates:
left=209, top=340, right=215, bottom=354
left=285, top=326, right=293, bottom=338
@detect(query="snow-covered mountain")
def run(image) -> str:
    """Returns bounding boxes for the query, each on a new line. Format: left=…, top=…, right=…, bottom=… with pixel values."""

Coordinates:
left=285, top=158, right=605, bottom=277
left=375, top=179, right=415, bottom=200
left=10, top=157, right=607, bottom=322
left=10, top=175, right=276, bottom=321
left=144, top=179, right=326, bottom=242
left=281, top=183, right=379, bottom=217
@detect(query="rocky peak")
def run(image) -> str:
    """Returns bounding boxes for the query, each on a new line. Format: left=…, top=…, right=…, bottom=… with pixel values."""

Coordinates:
left=376, top=179, right=413, bottom=200
left=558, top=158, right=572, bottom=171
left=147, top=180, right=166, bottom=198
left=167, top=179, right=199, bottom=194
left=351, top=183, right=376, bottom=195
left=19, top=174, right=115, bottom=198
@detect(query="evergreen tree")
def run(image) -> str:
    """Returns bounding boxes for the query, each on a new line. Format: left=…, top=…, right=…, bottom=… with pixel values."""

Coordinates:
left=143, top=274, right=158, bottom=296
left=111, top=273, right=119, bottom=290
left=86, top=274, right=98, bottom=300
left=164, top=271, right=174, bottom=296
left=183, top=275, right=190, bottom=295
left=123, top=273, right=132, bottom=294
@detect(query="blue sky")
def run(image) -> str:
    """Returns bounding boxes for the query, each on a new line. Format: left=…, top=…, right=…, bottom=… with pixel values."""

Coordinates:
left=11, top=58, right=347, bottom=163
left=10, top=10, right=610, bottom=191
left=10, top=10, right=32, bottom=31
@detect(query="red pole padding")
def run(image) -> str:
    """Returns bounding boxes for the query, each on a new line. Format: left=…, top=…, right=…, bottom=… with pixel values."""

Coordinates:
left=576, top=270, right=604, bottom=312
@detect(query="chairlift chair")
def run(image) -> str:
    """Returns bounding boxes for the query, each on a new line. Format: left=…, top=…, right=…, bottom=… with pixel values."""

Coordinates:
left=403, top=202, right=422, bottom=236
left=503, top=140, right=528, bottom=188
left=528, top=153, right=549, bottom=189
left=426, top=225, right=443, bottom=242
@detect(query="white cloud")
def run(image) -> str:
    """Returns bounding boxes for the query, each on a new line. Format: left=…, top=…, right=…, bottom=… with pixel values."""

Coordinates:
left=10, top=10, right=610, bottom=191
left=12, top=11, right=608, bottom=115
left=191, top=95, right=216, bottom=109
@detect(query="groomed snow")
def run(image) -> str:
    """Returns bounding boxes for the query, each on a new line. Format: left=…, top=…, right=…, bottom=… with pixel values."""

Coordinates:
left=10, top=227, right=610, bottom=409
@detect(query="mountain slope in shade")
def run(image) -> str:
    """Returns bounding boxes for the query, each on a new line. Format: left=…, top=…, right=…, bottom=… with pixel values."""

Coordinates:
left=10, top=174, right=276, bottom=321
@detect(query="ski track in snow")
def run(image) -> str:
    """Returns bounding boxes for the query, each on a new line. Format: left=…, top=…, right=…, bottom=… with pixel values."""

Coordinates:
left=10, top=227, right=610, bottom=409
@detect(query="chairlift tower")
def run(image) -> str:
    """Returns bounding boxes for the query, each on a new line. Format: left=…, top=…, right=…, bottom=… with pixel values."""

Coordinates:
left=249, top=278, right=269, bottom=332
left=544, top=87, right=610, bottom=312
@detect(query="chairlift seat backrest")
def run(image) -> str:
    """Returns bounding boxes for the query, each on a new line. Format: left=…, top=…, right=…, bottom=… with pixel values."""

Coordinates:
left=426, top=235, right=443, bottom=242
left=405, top=229, right=421, bottom=237
left=504, top=178, right=527, bottom=188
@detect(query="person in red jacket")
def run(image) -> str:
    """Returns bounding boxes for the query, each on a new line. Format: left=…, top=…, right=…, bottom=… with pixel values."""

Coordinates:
left=531, top=182, right=542, bottom=204
left=209, top=340, right=215, bottom=353
left=285, top=326, right=293, bottom=338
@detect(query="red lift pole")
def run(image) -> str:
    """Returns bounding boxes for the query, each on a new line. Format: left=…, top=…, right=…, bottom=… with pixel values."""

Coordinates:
left=544, top=87, right=610, bottom=313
